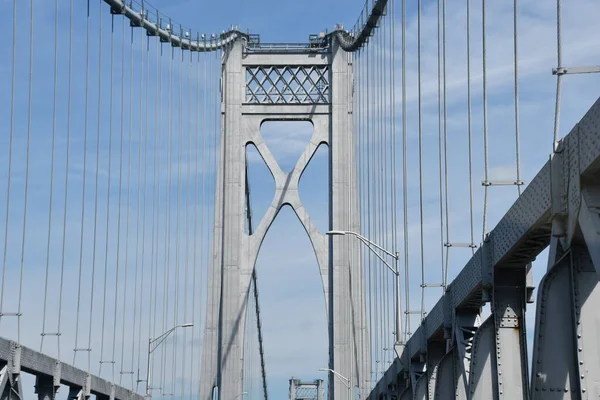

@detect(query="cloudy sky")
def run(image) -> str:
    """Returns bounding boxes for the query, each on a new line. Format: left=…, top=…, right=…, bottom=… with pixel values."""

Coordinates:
left=1, top=0, right=600, bottom=399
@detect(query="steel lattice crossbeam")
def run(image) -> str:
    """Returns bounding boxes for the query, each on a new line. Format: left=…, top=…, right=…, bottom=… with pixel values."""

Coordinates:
left=296, top=387, right=319, bottom=398
left=289, top=379, right=324, bottom=400
left=245, top=65, right=330, bottom=104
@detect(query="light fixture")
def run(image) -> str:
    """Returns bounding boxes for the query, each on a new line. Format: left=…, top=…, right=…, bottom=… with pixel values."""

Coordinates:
left=326, top=230, right=347, bottom=236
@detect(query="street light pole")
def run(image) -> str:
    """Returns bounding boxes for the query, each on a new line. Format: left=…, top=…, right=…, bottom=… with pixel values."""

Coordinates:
left=145, top=323, right=193, bottom=397
left=318, top=368, right=351, bottom=399
left=327, top=230, right=404, bottom=359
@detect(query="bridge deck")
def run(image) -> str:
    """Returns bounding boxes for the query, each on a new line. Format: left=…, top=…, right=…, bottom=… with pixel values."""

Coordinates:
left=0, top=337, right=144, bottom=400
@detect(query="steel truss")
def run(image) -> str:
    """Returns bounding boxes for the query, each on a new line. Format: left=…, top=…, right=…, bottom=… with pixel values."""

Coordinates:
left=370, top=97, right=600, bottom=399
left=246, top=66, right=330, bottom=104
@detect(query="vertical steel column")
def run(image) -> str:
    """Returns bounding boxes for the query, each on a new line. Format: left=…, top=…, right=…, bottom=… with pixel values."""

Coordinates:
left=34, top=366, right=60, bottom=400
left=199, top=40, right=246, bottom=400
left=330, top=39, right=359, bottom=400
left=0, top=344, right=22, bottom=400
left=317, top=379, right=325, bottom=400
left=289, top=379, right=297, bottom=400
left=491, top=268, right=529, bottom=399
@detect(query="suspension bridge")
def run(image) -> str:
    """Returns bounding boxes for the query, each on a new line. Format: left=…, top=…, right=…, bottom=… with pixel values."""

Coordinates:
left=0, top=0, right=599, bottom=399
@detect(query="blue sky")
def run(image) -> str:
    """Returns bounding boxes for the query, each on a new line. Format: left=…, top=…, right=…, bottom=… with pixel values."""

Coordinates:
left=1, top=0, right=600, bottom=399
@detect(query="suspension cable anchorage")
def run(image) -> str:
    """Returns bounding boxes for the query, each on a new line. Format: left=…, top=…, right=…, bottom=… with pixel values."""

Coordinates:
left=170, top=25, right=182, bottom=48
left=146, top=10, right=159, bottom=36
left=109, top=2, right=126, bottom=14
left=159, top=19, right=169, bottom=43
left=128, top=7, right=143, bottom=28
left=180, top=30, right=191, bottom=50
left=553, top=66, right=600, bottom=75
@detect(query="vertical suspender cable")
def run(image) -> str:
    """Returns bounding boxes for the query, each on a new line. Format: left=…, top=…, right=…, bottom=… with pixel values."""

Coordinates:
left=197, top=46, right=208, bottom=399
left=17, top=0, right=35, bottom=345
left=417, top=0, right=426, bottom=323
left=160, top=43, right=174, bottom=395
left=118, top=15, right=129, bottom=386
left=374, top=17, right=381, bottom=373
left=171, top=39, right=184, bottom=398
left=442, top=0, right=450, bottom=287
left=138, top=25, right=150, bottom=389
left=99, top=13, right=116, bottom=377
left=355, top=46, right=362, bottom=377
left=57, top=0, right=75, bottom=361
left=552, top=0, right=562, bottom=152
left=356, top=44, right=363, bottom=383
left=41, top=0, right=60, bottom=353
left=190, top=42, right=201, bottom=399
left=148, top=26, right=162, bottom=393
left=126, top=21, right=136, bottom=389
left=436, top=0, right=445, bottom=289
left=481, top=0, right=490, bottom=240
left=381, top=13, right=391, bottom=362
left=134, top=24, right=146, bottom=389
left=182, top=46, right=192, bottom=400
left=513, top=0, right=522, bottom=196
left=152, top=34, right=164, bottom=394
left=144, top=25, right=154, bottom=390
left=0, top=0, right=18, bottom=328
left=132, top=25, right=142, bottom=391
left=390, top=0, right=398, bottom=352
left=88, top=0, right=103, bottom=372
left=466, top=0, right=475, bottom=253
left=365, top=24, right=373, bottom=382
left=401, top=0, right=410, bottom=343
left=73, top=0, right=91, bottom=367
left=145, top=23, right=157, bottom=389
left=370, top=26, right=378, bottom=377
